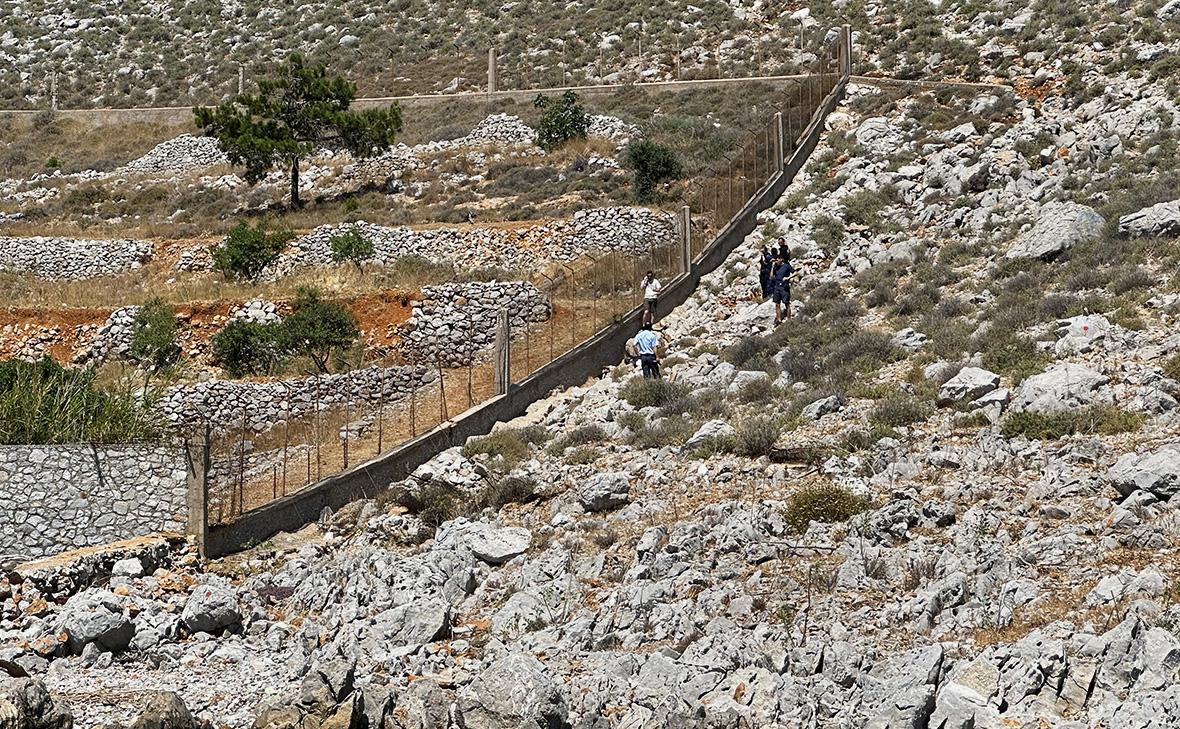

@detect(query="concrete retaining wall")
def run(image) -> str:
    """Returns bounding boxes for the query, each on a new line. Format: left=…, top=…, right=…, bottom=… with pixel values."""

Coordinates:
left=0, top=444, right=189, bottom=559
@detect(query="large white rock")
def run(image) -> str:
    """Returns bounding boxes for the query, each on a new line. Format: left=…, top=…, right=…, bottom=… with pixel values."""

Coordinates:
left=1013, top=363, right=1107, bottom=413
left=938, top=367, right=1000, bottom=404
left=466, top=524, right=532, bottom=565
left=1005, top=202, right=1104, bottom=260
left=1119, top=199, right=1180, bottom=237
left=1109, top=444, right=1180, bottom=499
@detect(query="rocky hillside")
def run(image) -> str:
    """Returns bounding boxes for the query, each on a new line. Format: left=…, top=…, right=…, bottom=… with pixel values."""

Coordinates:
left=4, top=61, right=1180, bottom=726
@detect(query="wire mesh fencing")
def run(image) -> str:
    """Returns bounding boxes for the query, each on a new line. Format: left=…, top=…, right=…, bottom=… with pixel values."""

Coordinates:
left=201, top=32, right=849, bottom=526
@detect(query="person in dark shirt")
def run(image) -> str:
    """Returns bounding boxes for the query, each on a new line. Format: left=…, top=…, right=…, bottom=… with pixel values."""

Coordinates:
left=770, top=253, right=796, bottom=324
left=758, top=245, right=774, bottom=300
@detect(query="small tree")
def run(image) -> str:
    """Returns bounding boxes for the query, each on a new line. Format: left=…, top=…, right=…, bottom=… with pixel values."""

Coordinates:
left=128, top=298, right=181, bottom=380
left=212, top=220, right=293, bottom=281
left=211, top=320, right=283, bottom=377
left=279, top=287, right=360, bottom=373
left=625, top=139, right=683, bottom=202
left=533, top=90, right=589, bottom=151
left=194, top=54, right=403, bottom=207
left=330, top=228, right=375, bottom=270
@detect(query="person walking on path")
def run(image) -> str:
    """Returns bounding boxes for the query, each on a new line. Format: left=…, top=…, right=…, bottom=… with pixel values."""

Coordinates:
left=758, top=245, right=774, bottom=300
left=641, top=270, right=662, bottom=325
left=770, top=252, right=797, bottom=325
left=635, top=323, right=662, bottom=379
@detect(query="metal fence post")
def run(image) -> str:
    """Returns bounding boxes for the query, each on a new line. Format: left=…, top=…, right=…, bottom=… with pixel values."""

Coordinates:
left=842, top=25, right=853, bottom=79
left=679, top=205, right=691, bottom=272
left=494, top=309, right=512, bottom=396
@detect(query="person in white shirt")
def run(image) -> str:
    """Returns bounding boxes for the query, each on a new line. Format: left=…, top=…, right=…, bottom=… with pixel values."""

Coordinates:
left=641, top=270, right=662, bottom=325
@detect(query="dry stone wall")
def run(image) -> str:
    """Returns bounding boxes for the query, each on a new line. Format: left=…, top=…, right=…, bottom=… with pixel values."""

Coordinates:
left=0, top=444, right=188, bottom=560
left=158, top=364, right=434, bottom=434
left=0, top=237, right=152, bottom=280
left=266, top=207, right=676, bottom=277
left=399, top=281, right=551, bottom=366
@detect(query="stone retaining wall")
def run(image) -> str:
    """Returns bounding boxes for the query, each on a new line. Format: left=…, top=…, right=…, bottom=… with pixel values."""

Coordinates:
left=268, top=207, right=676, bottom=276
left=158, top=364, right=434, bottom=433
left=0, top=444, right=188, bottom=559
left=0, top=237, right=153, bottom=280
left=399, top=281, right=551, bottom=367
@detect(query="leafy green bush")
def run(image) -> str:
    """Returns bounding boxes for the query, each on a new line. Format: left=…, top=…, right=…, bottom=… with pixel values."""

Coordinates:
left=868, top=394, right=929, bottom=429
left=329, top=229, right=376, bottom=268
left=279, top=287, right=360, bottom=373
left=533, top=90, right=589, bottom=150
left=616, top=411, right=647, bottom=432
left=620, top=378, right=692, bottom=409
left=811, top=215, right=845, bottom=253
left=734, top=415, right=781, bottom=456
left=974, top=329, right=1050, bottom=383
left=625, top=139, right=683, bottom=202
left=212, top=320, right=282, bottom=377
left=128, top=297, right=180, bottom=375
left=1000, top=406, right=1145, bottom=440
left=0, top=359, right=160, bottom=445
left=212, top=220, right=293, bottom=281
left=723, top=336, right=770, bottom=367
left=783, top=482, right=871, bottom=534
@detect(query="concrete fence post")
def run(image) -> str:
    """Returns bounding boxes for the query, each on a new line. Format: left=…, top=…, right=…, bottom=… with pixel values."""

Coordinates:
left=773, top=111, right=784, bottom=172
left=679, top=205, right=692, bottom=272
left=185, top=434, right=210, bottom=559
left=841, top=24, right=853, bottom=79
left=238, top=65, right=245, bottom=96
left=488, top=48, right=498, bottom=93
left=49, top=72, right=57, bottom=112
left=493, top=309, right=511, bottom=396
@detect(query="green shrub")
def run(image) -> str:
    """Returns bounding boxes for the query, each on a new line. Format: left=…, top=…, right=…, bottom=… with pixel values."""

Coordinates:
left=974, top=329, right=1050, bottom=383
left=616, top=410, right=647, bottom=432
left=212, top=219, right=293, bottom=281
left=565, top=445, right=601, bottom=464
left=393, top=482, right=464, bottom=528
left=533, top=90, right=589, bottom=150
left=1000, top=406, right=1145, bottom=440
left=620, top=378, right=692, bottom=409
left=738, top=376, right=775, bottom=404
left=783, top=482, right=871, bottom=534
left=212, top=320, right=282, bottom=377
left=0, top=359, right=160, bottom=445
left=128, top=297, right=181, bottom=375
left=279, top=287, right=360, bottom=373
left=625, top=139, right=683, bottom=202
left=868, top=394, right=929, bottom=429
left=548, top=424, right=607, bottom=454
left=462, top=426, right=549, bottom=466
left=811, top=215, right=845, bottom=253
left=723, top=336, right=770, bottom=367
left=840, top=189, right=890, bottom=227
left=329, top=228, right=375, bottom=268
left=480, top=475, right=538, bottom=509
left=734, top=415, right=781, bottom=456
left=630, top=415, right=696, bottom=449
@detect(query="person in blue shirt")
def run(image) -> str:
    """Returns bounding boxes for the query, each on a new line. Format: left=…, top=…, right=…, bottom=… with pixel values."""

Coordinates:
left=770, top=253, right=796, bottom=324
left=634, top=323, right=662, bottom=379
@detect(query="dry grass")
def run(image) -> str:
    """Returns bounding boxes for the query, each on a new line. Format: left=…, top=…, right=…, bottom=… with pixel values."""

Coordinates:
left=0, top=113, right=196, bottom=178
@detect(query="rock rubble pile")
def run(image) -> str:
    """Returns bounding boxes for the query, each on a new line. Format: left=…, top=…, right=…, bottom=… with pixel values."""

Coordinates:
left=0, top=237, right=152, bottom=280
